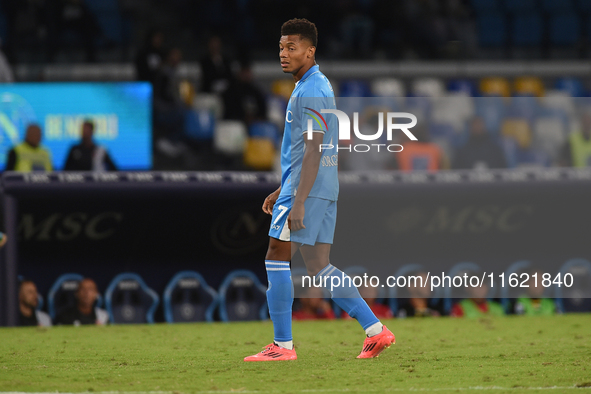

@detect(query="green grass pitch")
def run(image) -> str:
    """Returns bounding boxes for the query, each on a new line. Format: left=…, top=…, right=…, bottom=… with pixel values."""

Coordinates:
left=1, top=315, right=590, bottom=393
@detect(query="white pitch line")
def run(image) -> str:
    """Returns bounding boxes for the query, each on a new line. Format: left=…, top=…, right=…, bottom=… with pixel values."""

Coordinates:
left=2, top=387, right=591, bottom=394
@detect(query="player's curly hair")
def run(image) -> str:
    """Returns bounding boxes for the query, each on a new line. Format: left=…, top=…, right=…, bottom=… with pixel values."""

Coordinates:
left=281, top=18, right=318, bottom=47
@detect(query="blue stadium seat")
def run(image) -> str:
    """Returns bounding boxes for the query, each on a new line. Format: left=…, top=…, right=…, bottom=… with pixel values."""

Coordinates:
left=185, top=109, right=215, bottom=140
left=249, top=121, right=279, bottom=144
left=549, top=13, right=581, bottom=46
left=503, top=0, right=538, bottom=13
left=476, top=14, right=508, bottom=47
left=511, top=14, right=544, bottom=47
left=443, top=262, right=493, bottom=314
left=555, top=258, right=591, bottom=312
left=339, top=80, right=372, bottom=98
left=555, top=78, right=586, bottom=97
left=218, top=270, right=267, bottom=322
left=163, top=271, right=218, bottom=323
left=47, top=273, right=103, bottom=319
left=105, top=273, right=159, bottom=324
left=447, top=79, right=478, bottom=96
left=541, top=0, right=575, bottom=13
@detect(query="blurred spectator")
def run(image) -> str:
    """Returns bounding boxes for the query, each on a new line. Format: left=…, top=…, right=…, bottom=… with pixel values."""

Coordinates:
left=134, top=29, right=165, bottom=86
left=222, top=59, right=268, bottom=124
left=5, top=124, right=53, bottom=172
left=453, top=117, right=507, bottom=170
left=154, top=48, right=183, bottom=104
left=397, top=272, right=442, bottom=318
left=200, top=36, right=234, bottom=94
left=450, top=284, right=504, bottom=318
left=48, top=0, right=103, bottom=62
left=560, top=113, right=591, bottom=168
left=0, top=39, right=15, bottom=82
left=55, top=278, right=108, bottom=325
left=342, top=285, right=392, bottom=319
left=292, top=287, right=335, bottom=320
left=0, top=232, right=7, bottom=249
left=513, top=271, right=556, bottom=316
left=64, top=120, right=117, bottom=171
left=18, top=280, right=51, bottom=327
left=395, top=124, right=448, bottom=171
left=153, top=47, right=187, bottom=150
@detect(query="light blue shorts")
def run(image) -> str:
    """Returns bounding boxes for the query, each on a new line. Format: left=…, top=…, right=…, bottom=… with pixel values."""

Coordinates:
left=268, top=195, right=337, bottom=246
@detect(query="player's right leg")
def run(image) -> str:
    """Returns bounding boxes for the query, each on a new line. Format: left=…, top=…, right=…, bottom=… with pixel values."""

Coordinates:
left=244, top=196, right=299, bottom=362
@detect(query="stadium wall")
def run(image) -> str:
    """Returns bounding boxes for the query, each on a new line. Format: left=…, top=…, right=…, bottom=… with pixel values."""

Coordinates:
left=1, top=169, right=591, bottom=326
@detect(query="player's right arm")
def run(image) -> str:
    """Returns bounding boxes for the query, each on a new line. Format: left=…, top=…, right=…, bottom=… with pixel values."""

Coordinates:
left=262, top=186, right=281, bottom=215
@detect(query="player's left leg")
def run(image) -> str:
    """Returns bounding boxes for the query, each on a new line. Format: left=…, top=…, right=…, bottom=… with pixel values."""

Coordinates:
left=299, top=243, right=381, bottom=331
left=300, top=244, right=395, bottom=358
left=298, top=199, right=395, bottom=358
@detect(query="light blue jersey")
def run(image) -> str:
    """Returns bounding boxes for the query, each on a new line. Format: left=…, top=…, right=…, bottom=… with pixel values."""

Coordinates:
left=278, top=65, right=339, bottom=202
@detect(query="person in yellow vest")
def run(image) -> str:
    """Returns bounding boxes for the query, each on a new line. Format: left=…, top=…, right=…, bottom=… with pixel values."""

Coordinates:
left=561, top=113, right=591, bottom=168
left=450, top=283, right=505, bottom=318
left=513, top=271, right=556, bottom=316
left=5, top=124, right=53, bottom=172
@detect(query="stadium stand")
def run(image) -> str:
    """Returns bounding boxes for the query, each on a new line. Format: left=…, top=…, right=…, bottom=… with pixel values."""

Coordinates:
left=105, top=273, right=159, bottom=324
left=338, top=80, right=372, bottom=98
left=163, top=271, right=218, bottom=323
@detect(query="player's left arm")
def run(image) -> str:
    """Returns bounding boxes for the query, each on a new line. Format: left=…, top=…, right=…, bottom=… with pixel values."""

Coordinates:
left=288, top=131, right=323, bottom=231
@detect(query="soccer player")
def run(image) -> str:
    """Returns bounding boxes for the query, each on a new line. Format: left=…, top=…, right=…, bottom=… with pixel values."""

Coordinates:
left=244, top=18, right=395, bottom=362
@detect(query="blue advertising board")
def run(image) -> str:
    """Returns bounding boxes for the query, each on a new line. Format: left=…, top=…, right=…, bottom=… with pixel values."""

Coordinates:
left=0, top=82, right=152, bottom=170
